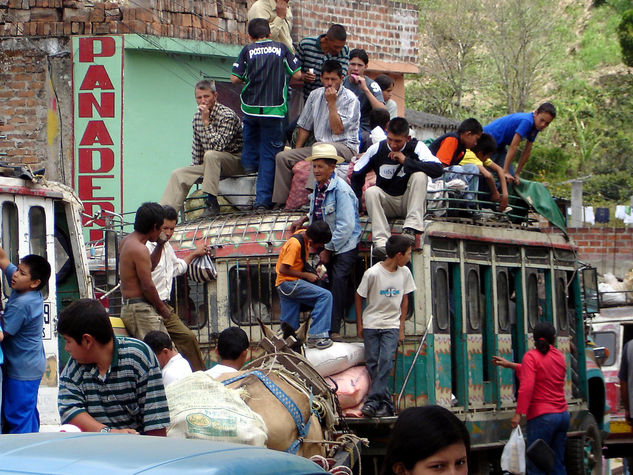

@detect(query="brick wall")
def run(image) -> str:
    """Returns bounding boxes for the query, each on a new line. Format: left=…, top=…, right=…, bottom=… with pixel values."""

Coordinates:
left=0, top=43, right=48, bottom=169
left=543, top=226, right=633, bottom=278
left=291, top=0, right=418, bottom=63
left=0, top=0, right=249, bottom=43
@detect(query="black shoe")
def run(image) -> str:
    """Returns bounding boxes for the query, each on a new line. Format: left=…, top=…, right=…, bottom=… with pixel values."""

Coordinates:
left=402, top=227, right=417, bottom=242
left=361, top=402, right=377, bottom=418
left=201, top=202, right=220, bottom=218
left=374, top=404, right=394, bottom=417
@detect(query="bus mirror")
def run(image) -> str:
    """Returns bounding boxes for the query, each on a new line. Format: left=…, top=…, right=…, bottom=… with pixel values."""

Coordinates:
left=582, top=267, right=599, bottom=315
left=592, top=346, right=608, bottom=365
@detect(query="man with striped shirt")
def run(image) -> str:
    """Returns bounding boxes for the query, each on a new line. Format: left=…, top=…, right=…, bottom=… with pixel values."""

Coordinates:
left=58, top=299, right=170, bottom=436
left=232, top=18, right=301, bottom=210
left=273, top=59, right=360, bottom=206
left=296, top=24, right=350, bottom=101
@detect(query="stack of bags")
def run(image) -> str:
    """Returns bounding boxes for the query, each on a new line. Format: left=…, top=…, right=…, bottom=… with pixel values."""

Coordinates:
left=305, top=342, right=370, bottom=417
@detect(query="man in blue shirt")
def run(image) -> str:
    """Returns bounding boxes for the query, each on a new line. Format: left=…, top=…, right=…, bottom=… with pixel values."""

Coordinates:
left=0, top=247, right=51, bottom=433
left=484, top=102, right=556, bottom=184
left=232, top=18, right=301, bottom=210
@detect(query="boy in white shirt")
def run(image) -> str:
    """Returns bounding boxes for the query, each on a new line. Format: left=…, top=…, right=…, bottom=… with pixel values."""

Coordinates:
left=355, top=235, right=416, bottom=417
left=143, top=330, right=192, bottom=387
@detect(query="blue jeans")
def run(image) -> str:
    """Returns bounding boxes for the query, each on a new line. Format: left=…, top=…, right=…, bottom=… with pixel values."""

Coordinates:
left=325, top=247, right=358, bottom=334
left=241, top=115, right=284, bottom=208
left=363, top=328, right=399, bottom=409
left=277, top=279, right=332, bottom=338
left=526, top=411, right=570, bottom=475
left=444, top=164, right=480, bottom=202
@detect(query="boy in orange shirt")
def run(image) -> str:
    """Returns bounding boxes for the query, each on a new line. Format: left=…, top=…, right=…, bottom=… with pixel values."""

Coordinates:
left=275, top=221, right=334, bottom=349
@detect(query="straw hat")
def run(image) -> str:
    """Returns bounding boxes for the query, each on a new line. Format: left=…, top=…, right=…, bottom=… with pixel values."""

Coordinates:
left=305, top=143, right=344, bottom=164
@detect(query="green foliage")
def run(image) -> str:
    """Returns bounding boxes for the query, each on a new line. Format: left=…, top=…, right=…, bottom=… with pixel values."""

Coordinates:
left=584, top=173, right=633, bottom=202
left=618, top=9, right=633, bottom=67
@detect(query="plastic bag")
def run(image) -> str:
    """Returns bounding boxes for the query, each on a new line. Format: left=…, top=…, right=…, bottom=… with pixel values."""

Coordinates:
left=501, top=426, right=526, bottom=474
left=189, top=254, right=217, bottom=282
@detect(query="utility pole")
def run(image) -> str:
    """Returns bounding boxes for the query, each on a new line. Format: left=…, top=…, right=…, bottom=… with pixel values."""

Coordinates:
left=570, top=179, right=583, bottom=228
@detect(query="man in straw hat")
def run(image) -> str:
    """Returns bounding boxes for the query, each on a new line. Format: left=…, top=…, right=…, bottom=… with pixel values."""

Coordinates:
left=273, top=59, right=360, bottom=206
left=291, top=143, right=361, bottom=341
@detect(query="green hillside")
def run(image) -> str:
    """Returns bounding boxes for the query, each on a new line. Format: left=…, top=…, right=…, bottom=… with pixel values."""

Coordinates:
left=407, top=0, right=633, bottom=206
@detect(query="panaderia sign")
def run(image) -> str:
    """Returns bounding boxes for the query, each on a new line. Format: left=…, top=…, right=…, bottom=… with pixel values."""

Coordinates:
left=72, top=36, right=123, bottom=243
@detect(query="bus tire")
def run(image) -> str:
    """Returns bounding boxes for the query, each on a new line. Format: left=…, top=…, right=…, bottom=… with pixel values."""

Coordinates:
left=565, top=413, right=603, bottom=475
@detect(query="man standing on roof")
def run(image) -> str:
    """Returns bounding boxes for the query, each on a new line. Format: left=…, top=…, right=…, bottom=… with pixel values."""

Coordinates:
left=248, top=0, right=294, bottom=52
left=296, top=24, right=350, bottom=101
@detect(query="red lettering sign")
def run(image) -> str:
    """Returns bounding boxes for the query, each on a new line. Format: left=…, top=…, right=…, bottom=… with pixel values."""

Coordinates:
left=78, top=175, right=115, bottom=201
left=78, top=148, right=115, bottom=173
left=79, top=37, right=116, bottom=62
left=79, top=121, right=114, bottom=146
left=80, top=65, right=115, bottom=90
left=78, top=92, right=115, bottom=118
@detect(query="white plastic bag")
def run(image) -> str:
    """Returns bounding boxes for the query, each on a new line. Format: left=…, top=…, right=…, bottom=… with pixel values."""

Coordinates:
left=501, top=426, right=526, bottom=474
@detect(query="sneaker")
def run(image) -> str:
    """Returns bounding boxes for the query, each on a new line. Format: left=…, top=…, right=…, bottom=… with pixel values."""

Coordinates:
left=374, top=404, right=394, bottom=417
left=330, top=332, right=344, bottom=342
left=360, top=402, right=377, bottom=418
left=306, top=337, right=333, bottom=350
left=372, top=246, right=387, bottom=261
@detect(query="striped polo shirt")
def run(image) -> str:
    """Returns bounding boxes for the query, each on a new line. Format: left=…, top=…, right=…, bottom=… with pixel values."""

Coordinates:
left=296, top=34, right=350, bottom=100
left=58, top=337, right=170, bottom=433
left=232, top=39, right=300, bottom=117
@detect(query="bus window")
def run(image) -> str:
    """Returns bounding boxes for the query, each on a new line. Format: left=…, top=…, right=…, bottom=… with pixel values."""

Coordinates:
left=592, top=331, right=616, bottom=366
left=432, top=262, right=450, bottom=332
left=228, top=262, right=278, bottom=325
left=29, top=206, right=48, bottom=298
left=466, top=267, right=482, bottom=332
left=175, top=278, right=208, bottom=330
left=497, top=269, right=510, bottom=332
left=555, top=273, right=569, bottom=333
left=2, top=202, right=19, bottom=298
left=526, top=271, right=539, bottom=330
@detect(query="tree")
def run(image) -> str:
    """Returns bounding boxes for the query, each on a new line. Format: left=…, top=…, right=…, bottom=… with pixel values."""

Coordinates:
left=412, top=0, right=483, bottom=114
left=483, top=0, right=556, bottom=113
left=618, top=9, right=633, bottom=67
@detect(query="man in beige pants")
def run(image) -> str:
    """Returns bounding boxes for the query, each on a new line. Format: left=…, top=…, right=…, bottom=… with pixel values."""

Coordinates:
left=161, top=80, right=244, bottom=217
left=350, top=117, right=443, bottom=259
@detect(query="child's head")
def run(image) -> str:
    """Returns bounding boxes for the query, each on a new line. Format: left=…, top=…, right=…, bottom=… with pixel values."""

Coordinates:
left=58, top=299, right=114, bottom=362
left=386, top=117, right=411, bottom=153
left=247, top=18, right=270, bottom=40
left=369, top=108, right=391, bottom=131
left=386, top=235, right=412, bottom=266
left=471, top=133, right=497, bottom=159
left=374, top=74, right=394, bottom=102
left=534, top=102, right=556, bottom=131
left=217, top=327, right=249, bottom=361
left=14, top=254, right=51, bottom=292
left=305, top=221, right=332, bottom=247
left=457, top=118, right=483, bottom=150
left=382, top=405, right=470, bottom=475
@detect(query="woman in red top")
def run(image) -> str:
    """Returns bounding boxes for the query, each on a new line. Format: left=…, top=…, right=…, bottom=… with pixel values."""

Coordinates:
left=493, top=322, right=569, bottom=474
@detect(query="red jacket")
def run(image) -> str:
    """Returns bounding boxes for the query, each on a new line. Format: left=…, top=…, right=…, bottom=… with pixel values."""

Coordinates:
left=516, top=347, right=568, bottom=420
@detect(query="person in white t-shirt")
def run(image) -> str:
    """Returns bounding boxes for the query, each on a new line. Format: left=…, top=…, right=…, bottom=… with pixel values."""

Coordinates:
left=355, top=235, right=416, bottom=418
left=206, top=327, right=249, bottom=379
left=143, top=330, right=192, bottom=387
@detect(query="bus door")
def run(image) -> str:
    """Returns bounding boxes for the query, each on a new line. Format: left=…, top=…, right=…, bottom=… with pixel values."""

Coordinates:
left=495, top=266, right=515, bottom=407
left=430, top=261, right=453, bottom=407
